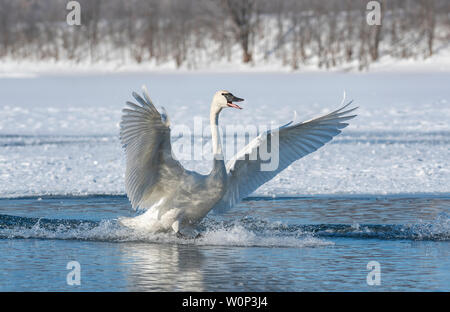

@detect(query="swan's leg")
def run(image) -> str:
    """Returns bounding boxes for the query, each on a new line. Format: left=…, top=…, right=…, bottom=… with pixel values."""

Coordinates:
left=174, top=224, right=200, bottom=239
left=175, top=231, right=202, bottom=240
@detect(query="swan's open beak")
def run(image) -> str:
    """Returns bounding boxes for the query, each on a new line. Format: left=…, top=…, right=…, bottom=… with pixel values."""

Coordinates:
left=226, top=95, right=244, bottom=109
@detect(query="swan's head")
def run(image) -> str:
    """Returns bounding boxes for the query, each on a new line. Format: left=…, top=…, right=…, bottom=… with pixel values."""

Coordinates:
left=212, top=90, right=244, bottom=112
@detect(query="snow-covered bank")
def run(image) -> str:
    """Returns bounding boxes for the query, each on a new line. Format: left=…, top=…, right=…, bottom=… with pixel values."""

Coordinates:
left=0, top=42, right=449, bottom=76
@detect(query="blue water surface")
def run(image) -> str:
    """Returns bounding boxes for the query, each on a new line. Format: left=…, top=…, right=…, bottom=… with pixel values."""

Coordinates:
left=0, top=195, right=448, bottom=291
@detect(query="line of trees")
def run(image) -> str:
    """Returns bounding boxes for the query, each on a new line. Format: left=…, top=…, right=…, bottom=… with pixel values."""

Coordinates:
left=0, top=0, right=448, bottom=70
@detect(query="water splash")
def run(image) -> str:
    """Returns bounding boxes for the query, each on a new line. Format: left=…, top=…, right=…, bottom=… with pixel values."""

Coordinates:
left=0, top=214, right=330, bottom=247
left=0, top=213, right=448, bottom=245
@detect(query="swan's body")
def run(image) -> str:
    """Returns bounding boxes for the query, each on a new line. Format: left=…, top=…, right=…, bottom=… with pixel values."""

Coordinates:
left=118, top=87, right=357, bottom=236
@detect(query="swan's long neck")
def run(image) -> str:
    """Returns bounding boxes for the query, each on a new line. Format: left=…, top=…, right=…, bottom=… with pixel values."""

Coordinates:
left=210, top=107, right=223, bottom=160
left=207, top=100, right=227, bottom=206
left=208, top=105, right=227, bottom=202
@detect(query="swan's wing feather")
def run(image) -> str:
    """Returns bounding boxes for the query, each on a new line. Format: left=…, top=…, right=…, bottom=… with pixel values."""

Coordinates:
left=120, top=86, right=184, bottom=210
left=213, top=101, right=357, bottom=212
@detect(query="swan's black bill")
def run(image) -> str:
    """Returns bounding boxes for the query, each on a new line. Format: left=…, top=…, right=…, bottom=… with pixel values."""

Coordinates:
left=224, top=93, right=244, bottom=109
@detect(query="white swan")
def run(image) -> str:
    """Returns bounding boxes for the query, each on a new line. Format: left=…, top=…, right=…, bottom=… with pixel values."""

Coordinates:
left=118, top=86, right=357, bottom=237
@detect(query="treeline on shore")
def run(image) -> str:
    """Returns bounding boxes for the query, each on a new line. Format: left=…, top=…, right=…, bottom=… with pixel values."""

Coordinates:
left=0, top=0, right=449, bottom=70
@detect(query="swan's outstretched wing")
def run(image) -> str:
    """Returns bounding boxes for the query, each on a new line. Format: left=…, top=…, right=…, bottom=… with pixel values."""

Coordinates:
left=213, top=100, right=357, bottom=212
left=120, top=86, right=185, bottom=210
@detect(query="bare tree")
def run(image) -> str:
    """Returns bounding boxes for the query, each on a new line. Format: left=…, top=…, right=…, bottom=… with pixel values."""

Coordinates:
left=422, top=0, right=436, bottom=57
left=0, top=0, right=14, bottom=57
left=369, top=0, right=384, bottom=61
left=221, top=0, right=259, bottom=63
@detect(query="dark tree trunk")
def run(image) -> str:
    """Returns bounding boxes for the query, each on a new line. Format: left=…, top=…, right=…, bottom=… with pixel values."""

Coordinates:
left=221, top=0, right=257, bottom=63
